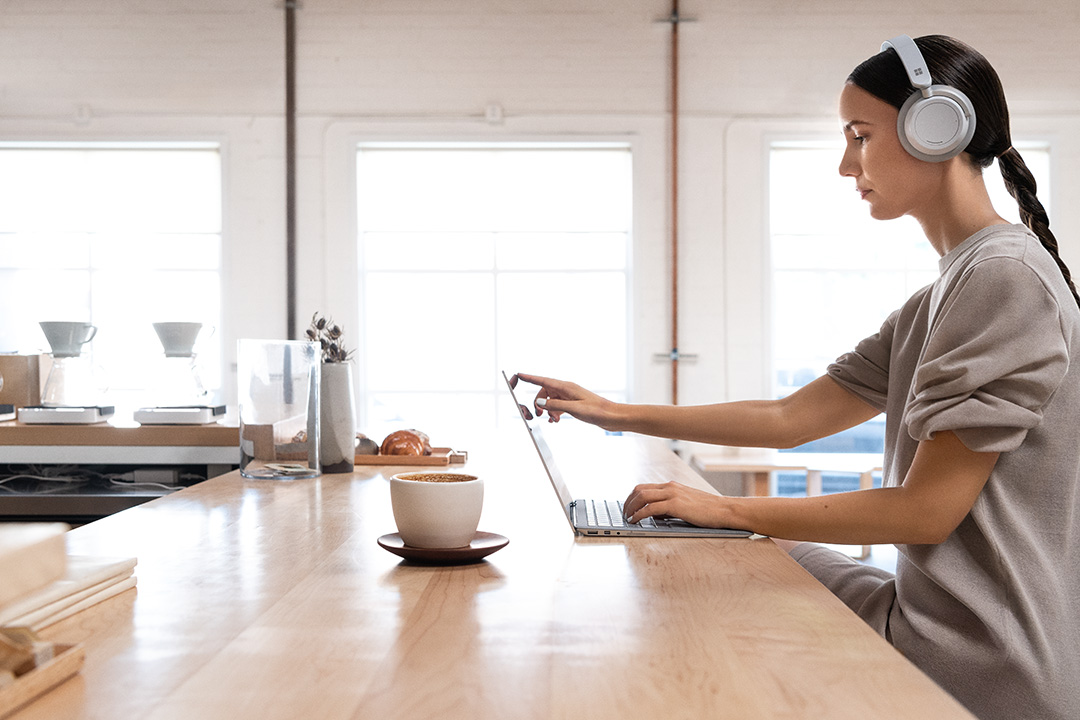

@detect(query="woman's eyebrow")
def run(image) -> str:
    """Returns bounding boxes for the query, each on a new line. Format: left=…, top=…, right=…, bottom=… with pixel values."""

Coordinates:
left=843, top=120, right=871, bottom=132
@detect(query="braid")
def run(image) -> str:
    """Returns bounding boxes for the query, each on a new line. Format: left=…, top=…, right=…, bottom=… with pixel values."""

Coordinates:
left=998, top=147, right=1080, bottom=309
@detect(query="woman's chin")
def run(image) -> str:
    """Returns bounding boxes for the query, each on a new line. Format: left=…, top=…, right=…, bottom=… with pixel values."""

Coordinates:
left=866, top=203, right=902, bottom=221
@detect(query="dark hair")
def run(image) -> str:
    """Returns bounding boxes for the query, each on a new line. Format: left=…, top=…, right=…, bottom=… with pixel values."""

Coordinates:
left=848, top=35, right=1080, bottom=309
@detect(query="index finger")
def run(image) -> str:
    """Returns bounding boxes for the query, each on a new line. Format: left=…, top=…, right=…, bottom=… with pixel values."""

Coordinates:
left=511, top=373, right=563, bottom=415
left=507, top=373, right=547, bottom=419
left=512, top=373, right=563, bottom=391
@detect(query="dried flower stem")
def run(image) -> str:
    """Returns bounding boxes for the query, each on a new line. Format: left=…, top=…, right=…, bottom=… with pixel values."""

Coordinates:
left=308, top=312, right=353, bottom=363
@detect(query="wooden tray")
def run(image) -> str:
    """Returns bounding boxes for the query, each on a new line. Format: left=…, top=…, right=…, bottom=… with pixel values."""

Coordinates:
left=272, top=446, right=467, bottom=466
left=0, top=642, right=84, bottom=718
left=354, top=447, right=467, bottom=466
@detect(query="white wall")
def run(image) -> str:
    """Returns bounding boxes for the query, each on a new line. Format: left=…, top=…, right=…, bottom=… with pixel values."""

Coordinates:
left=3, top=0, right=1079, bottom=409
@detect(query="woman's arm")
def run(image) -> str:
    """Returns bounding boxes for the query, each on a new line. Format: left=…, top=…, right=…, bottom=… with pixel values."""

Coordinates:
left=623, top=430, right=1000, bottom=545
left=513, top=373, right=880, bottom=449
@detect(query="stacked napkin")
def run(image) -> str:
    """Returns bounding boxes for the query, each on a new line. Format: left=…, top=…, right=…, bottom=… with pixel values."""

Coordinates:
left=1, top=524, right=137, bottom=633
left=0, top=524, right=68, bottom=610
left=0, top=556, right=137, bottom=632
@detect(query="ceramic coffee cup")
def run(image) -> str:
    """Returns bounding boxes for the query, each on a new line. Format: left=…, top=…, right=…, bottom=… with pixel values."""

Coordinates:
left=390, top=472, right=484, bottom=548
left=153, top=322, right=205, bottom=357
left=39, top=321, right=98, bottom=358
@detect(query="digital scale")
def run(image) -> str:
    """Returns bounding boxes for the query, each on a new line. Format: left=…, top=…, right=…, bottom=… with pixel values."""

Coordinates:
left=17, top=406, right=116, bottom=425
left=133, top=405, right=226, bottom=425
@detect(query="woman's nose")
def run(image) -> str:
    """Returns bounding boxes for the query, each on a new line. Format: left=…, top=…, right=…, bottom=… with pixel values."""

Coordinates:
left=838, top=145, right=860, bottom=178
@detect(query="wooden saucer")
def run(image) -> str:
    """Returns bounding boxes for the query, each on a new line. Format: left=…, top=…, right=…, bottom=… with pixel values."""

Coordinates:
left=377, top=532, right=508, bottom=564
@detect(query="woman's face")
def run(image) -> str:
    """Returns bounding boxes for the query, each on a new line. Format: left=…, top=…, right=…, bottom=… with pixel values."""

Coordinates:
left=838, top=83, right=944, bottom=221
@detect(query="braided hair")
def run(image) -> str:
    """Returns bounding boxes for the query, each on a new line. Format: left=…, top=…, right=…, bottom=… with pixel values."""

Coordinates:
left=847, top=35, right=1080, bottom=309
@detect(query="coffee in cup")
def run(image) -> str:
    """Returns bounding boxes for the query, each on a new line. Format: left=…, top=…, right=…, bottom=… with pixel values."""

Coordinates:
left=390, top=472, right=483, bottom=548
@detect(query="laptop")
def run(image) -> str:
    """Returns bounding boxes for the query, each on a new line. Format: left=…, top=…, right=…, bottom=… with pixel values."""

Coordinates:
left=503, top=372, right=752, bottom=538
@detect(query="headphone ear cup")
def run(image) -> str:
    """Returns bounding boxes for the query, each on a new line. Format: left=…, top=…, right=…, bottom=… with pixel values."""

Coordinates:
left=896, top=85, right=976, bottom=162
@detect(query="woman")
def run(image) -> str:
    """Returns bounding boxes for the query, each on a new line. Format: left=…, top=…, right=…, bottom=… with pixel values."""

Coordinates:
left=515, top=35, right=1079, bottom=720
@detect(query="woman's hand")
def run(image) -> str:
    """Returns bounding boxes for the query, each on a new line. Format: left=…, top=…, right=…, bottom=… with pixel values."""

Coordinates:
left=622, top=481, right=731, bottom=528
left=510, top=373, right=625, bottom=431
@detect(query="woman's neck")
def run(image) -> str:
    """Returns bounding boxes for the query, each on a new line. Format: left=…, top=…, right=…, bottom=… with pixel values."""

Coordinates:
left=914, top=161, right=1010, bottom=256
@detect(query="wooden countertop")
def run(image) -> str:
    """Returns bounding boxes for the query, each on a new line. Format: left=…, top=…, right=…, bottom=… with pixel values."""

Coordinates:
left=0, top=419, right=237, bottom=447
left=14, top=429, right=972, bottom=719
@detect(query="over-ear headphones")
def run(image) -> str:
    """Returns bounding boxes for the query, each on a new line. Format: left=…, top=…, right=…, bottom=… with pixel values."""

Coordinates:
left=881, top=35, right=976, bottom=162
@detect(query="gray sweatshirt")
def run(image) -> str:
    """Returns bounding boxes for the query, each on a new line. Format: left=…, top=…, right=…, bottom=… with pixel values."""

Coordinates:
left=792, top=224, right=1080, bottom=720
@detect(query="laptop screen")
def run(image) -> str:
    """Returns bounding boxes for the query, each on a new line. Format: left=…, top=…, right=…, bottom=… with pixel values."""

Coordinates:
left=501, top=371, right=754, bottom=539
left=502, top=371, right=576, bottom=512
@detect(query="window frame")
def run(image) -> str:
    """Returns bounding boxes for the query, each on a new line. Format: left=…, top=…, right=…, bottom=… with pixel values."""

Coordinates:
left=0, top=115, right=301, bottom=409
left=0, top=139, right=228, bottom=406
left=355, top=142, right=633, bottom=428
left=321, top=119, right=667, bottom=430
left=722, top=117, right=1069, bottom=407
left=767, top=137, right=1053, bottom=406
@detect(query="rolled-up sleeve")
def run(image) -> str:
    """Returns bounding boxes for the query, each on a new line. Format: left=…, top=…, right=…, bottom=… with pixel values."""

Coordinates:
left=827, top=310, right=896, bottom=413
left=905, top=258, right=1069, bottom=453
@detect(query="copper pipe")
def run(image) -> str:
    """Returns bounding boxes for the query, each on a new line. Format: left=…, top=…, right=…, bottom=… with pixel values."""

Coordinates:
left=669, top=0, right=680, bottom=405
left=285, top=1, right=298, bottom=339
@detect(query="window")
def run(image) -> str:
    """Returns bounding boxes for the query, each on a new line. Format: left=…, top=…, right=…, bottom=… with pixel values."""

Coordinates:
left=0, top=143, right=223, bottom=408
left=769, top=140, right=1051, bottom=453
left=356, top=143, right=632, bottom=440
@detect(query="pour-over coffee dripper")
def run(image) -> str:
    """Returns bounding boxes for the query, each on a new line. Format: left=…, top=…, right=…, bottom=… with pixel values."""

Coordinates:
left=39, top=321, right=100, bottom=406
left=152, top=322, right=204, bottom=358
left=39, top=321, right=97, bottom=358
left=150, top=322, right=209, bottom=406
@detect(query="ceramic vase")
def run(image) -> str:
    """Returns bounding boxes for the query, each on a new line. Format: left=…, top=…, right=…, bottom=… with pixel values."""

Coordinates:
left=319, top=362, right=357, bottom=473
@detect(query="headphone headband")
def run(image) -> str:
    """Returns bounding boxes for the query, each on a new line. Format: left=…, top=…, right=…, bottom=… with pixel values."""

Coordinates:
left=880, top=34, right=976, bottom=162
left=881, top=35, right=931, bottom=94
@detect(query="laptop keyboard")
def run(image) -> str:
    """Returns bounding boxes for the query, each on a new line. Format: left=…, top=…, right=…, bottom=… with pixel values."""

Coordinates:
left=583, top=499, right=657, bottom=529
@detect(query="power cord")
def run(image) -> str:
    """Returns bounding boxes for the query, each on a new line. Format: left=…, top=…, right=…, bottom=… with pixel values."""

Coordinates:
left=0, top=464, right=201, bottom=495
left=106, top=477, right=181, bottom=493
left=0, top=465, right=91, bottom=494
left=0, top=474, right=89, bottom=493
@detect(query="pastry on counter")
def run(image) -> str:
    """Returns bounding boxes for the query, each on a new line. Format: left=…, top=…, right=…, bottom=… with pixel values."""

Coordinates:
left=379, top=429, right=432, bottom=456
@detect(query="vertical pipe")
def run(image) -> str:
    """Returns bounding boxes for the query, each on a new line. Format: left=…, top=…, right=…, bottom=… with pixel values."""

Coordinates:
left=670, top=0, right=680, bottom=405
left=285, top=1, right=298, bottom=340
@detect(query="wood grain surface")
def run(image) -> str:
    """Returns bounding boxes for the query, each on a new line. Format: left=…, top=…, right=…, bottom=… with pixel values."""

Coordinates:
left=0, top=420, right=237, bottom=447
left=14, top=426, right=973, bottom=719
